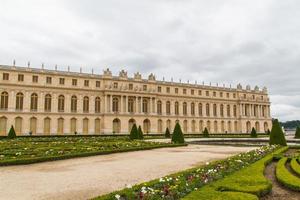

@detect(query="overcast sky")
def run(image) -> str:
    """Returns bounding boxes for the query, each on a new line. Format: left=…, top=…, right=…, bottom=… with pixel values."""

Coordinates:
left=0, top=0, right=299, bottom=122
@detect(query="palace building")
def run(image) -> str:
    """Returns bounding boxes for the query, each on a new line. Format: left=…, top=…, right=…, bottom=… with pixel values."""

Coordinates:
left=0, top=65, right=272, bottom=136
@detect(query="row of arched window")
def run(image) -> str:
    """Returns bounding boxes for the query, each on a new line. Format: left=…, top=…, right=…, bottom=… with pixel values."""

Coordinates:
left=0, top=92, right=101, bottom=113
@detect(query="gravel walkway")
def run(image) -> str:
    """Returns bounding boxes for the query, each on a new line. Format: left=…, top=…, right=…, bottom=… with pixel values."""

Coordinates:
left=0, top=145, right=255, bottom=200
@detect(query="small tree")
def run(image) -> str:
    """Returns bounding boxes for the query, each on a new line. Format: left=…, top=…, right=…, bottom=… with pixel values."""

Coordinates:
left=269, top=119, right=287, bottom=146
left=267, top=129, right=271, bottom=135
left=250, top=127, right=257, bottom=138
left=295, top=127, right=300, bottom=139
left=165, top=127, right=171, bottom=138
left=203, top=127, right=209, bottom=138
left=129, top=124, right=138, bottom=140
left=7, top=125, right=16, bottom=139
left=137, top=125, right=144, bottom=139
left=171, top=123, right=185, bottom=144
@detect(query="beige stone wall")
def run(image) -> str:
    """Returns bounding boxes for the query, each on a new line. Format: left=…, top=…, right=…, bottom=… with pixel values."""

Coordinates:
left=0, top=65, right=272, bottom=135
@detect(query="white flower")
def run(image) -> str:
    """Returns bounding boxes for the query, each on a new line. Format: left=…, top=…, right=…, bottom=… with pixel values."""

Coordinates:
left=115, top=194, right=120, bottom=199
left=206, top=162, right=210, bottom=165
left=126, top=184, right=132, bottom=189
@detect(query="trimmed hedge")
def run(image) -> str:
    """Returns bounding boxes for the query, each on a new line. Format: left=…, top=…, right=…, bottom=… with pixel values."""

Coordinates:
left=7, top=126, right=16, bottom=139
left=183, top=147, right=288, bottom=200
left=290, top=158, right=300, bottom=176
left=269, top=119, right=287, bottom=146
left=276, top=157, right=300, bottom=191
left=171, top=123, right=185, bottom=144
left=295, top=127, right=300, bottom=139
left=0, top=143, right=186, bottom=166
left=251, top=127, right=257, bottom=138
left=203, top=127, right=209, bottom=138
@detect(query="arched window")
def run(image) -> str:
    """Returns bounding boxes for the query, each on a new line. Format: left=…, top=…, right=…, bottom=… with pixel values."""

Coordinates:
left=112, top=118, right=121, bottom=133
left=83, top=96, right=89, bottom=113
left=143, top=119, right=151, bottom=133
left=95, top=97, right=101, bottom=113
left=233, top=105, right=237, bottom=117
left=166, top=101, right=171, bottom=115
left=157, top=119, right=163, bottom=133
left=16, top=92, right=24, bottom=110
left=128, top=118, right=136, bottom=132
left=112, top=97, right=119, bottom=112
left=183, top=102, right=187, bottom=115
left=175, top=102, right=179, bottom=115
left=213, top=104, right=217, bottom=116
left=220, top=104, right=224, bottom=117
left=44, top=94, right=52, bottom=112
left=58, top=95, right=65, bottom=112
left=128, top=98, right=134, bottom=113
left=198, top=103, right=202, bottom=116
left=30, top=93, right=38, bottom=111
left=191, top=103, right=195, bottom=115
left=227, top=105, right=231, bottom=117
left=206, top=103, right=210, bottom=116
left=0, top=91, right=8, bottom=110
left=71, top=95, right=77, bottom=112
left=142, top=99, right=148, bottom=113
left=157, top=100, right=162, bottom=114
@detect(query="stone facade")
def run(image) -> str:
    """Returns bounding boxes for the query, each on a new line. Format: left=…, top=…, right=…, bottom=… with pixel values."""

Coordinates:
left=0, top=65, right=272, bottom=135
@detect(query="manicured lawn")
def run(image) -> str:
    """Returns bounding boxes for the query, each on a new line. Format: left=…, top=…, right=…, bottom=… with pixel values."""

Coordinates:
left=95, top=145, right=281, bottom=200
left=0, top=136, right=185, bottom=165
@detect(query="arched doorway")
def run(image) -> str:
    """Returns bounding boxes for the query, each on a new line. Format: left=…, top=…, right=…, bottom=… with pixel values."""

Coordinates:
left=166, top=119, right=171, bottom=132
left=158, top=119, right=163, bottom=133
left=207, top=120, right=211, bottom=132
left=228, top=121, right=232, bottom=133
left=70, top=118, right=77, bottom=134
left=128, top=118, right=136, bottom=133
left=183, top=120, right=188, bottom=133
left=57, top=118, right=64, bottom=135
left=191, top=120, right=196, bottom=133
left=113, top=118, right=121, bottom=133
left=0, top=116, right=7, bottom=136
left=246, top=121, right=251, bottom=133
left=95, top=118, right=101, bottom=134
left=234, top=121, right=238, bottom=133
left=83, top=118, right=89, bottom=134
left=199, top=120, right=203, bottom=132
left=214, top=121, right=218, bottom=133
left=221, top=121, right=225, bottom=133
left=255, top=121, right=260, bottom=132
left=143, top=119, right=151, bottom=133
left=15, top=117, right=22, bottom=135
left=264, top=122, right=269, bottom=133
left=44, top=117, right=51, bottom=135
left=30, top=117, right=37, bottom=135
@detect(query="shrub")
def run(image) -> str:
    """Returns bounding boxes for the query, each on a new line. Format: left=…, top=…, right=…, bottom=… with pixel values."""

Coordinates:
left=165, top=127, right=171, bottom=138
left=267, top=129, right=271, bottom=135
left=7, top=126, right=16, bottom=139
left=276, top=157, right=300, bottom=191
left=203, top=127, right=209, bottom=138
left=171, top=123, right=185, bottom=144
left=269, top=119, right=287, bottom=146
left=137, top=125, right=144, bottom=140
left=290, top=158, right=300, bottom=176
left=129, top=124, right=138, bottom=140
left=295, top=127, right=300, bottom=138
left=250, top=127, right=257, bottom=138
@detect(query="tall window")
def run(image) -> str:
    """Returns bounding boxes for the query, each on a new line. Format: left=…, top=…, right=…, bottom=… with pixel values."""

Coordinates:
left=213, top=104, right=217, bottom=116
left=220, top=104, right=224, bottom=117
left=0, top=92, right=8, bottom=110
left=112, top=97, right=119, bottom=112
left=206, top=103, right=210, bottom=116
left=96, top=81, right=101, bottom=88
left=30, top=93, right=38, bottom=111
left=128, top=98, right=134, bottom=113
left=18, top=74, right=24, bottom=82
left=227, top=105, right=231, bottom=117
left=142, top=99, right=148, bottom=113
left=44, top=94, right=51, bottom=112
left=59, top=78, right=65, bottom=85
left=166, top=101, right=171, bottom=115
left=83, top=96, right=89, bottom=113
left=183, top=102, right=187, bottom=115
left=233, top=105, right=237, bottom=117
left=191, top=102, right=195, bottom=115
left=16, top=92, right=24, bottom=110
left=198, top=103, right=202, bottom=116
left=58, top=95, right=65, bottom=112
left=46, top=77, right=52, bottom=84
left=157, top=100, right=162, bottom=114
left=175, top=102, right=179, bottom=115
left=72, top=79, right=77, bottom=86
left=3, top=73, right=9, bottom=80
left=95, top=97, right=101, bottom=113
left=32, top=75, right=38, bottom=83
left=84, top=80, right=89, bottom=87
left=71, top=95, right=77, bottom=112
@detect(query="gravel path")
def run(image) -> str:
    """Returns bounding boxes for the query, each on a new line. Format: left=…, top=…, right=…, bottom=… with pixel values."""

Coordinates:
left=0, top=145, right=255, bottom=200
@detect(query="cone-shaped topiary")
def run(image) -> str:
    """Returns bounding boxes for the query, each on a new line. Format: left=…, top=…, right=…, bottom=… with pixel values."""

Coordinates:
left=267, top=129, right=271, bottom=135
left=165, top=127, right=171, bottom=138
left=269, top=119, right=287, bottom=146
left=295, top=127, right=300, bottom=139
left=203, top=127, right=209, bottom=138
left=129, top=124, right=138, bottom=140
left=137, top=125, right=144, bottom=139
left=7, top=125, right=16, bottom=139
left=171, top=123, right=185, bottom=143
left=250, top=127, right=257, bottom=138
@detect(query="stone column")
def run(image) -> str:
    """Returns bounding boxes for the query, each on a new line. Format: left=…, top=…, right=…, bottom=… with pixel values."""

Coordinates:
left=135, top=97, right=139, bottom=113
left=120, top=96, right=123, bottom=113
left=125, top=96, right=128, bottom=113
left=149, top=97, right=152, bottom=114
left=110, top=95, right=113, bottom=113
left=140, top=97, right=143, bottom=113
left=9, top=90, right=15, bottom=112
left=104, top=95, right=107, bottom=113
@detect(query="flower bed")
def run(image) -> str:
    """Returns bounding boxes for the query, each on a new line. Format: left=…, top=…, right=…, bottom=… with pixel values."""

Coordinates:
left=276, top=157, right=300, bottom=191
left=0, top=137, right=185, bottom=166
left=95, top=145, right=281, bottom=200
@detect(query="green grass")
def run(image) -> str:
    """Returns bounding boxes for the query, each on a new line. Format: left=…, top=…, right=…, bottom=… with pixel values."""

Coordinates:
left=0, top=136, right=185, bottom=166
left=290, top=158, right=300, bottom=176
left=182, top=147, right=288, bottom=200
left=276, top=157, right=300, bottom=191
